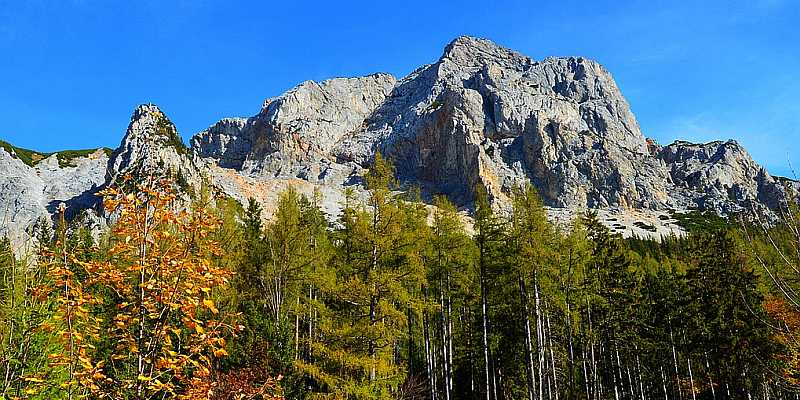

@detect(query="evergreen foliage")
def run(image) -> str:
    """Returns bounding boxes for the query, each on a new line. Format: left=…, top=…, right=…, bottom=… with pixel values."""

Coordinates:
left=1, top=157, right=799, bottom=399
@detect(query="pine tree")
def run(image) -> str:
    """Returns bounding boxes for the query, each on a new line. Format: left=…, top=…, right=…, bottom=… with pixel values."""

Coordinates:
left=686, top=230, right=777, bottom=398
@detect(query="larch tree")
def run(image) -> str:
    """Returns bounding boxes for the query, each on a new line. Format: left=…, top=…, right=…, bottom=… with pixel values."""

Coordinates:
left=299, top=152, right=427, bottom=399
left=473, top=185, right=507, bottom=400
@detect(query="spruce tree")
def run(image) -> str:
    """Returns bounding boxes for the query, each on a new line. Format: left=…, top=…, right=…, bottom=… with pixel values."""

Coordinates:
left=686, top=230, right=777, bottom=398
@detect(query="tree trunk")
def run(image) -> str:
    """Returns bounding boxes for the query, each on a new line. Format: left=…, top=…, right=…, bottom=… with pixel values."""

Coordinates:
left=481, top=258, right=491, bottom=400
left=670, top=326, right=683, bottom=400
left=546, top=309, right=559, bottom=400
left=520, top=277, right=537, bottom=400
left=534, top=275, right=544, bottom=400
left=424, top=306, right=436, bottom=400
left=440, top=278, right=451, bottom=400
left=447, top=277, right=454, bottom=395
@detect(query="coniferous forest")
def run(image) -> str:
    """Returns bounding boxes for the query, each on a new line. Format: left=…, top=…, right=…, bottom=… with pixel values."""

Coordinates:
left=2, top=156, right=800, bottom=399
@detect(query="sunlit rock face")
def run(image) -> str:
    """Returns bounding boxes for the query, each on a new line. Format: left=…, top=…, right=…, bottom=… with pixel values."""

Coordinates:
left=108, top=104, right=202, bottom=186
left=0, top=146, right=108, bottom=248
left=194, top=36, right=787, bottom=218
left=1, top=36, right=794, bottom=248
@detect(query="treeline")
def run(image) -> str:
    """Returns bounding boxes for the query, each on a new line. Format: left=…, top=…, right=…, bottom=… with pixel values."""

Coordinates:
left=0, top=158, right=799, bottom=399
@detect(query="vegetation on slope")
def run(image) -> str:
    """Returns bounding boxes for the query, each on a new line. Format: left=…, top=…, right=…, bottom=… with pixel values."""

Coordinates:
left=153, top=111, right=188, bottom=156
left=672, top=209, right=730, bottom=233
left=0, top=138, right=112, bottom=167
left=0, top=139, right=48, bottom=166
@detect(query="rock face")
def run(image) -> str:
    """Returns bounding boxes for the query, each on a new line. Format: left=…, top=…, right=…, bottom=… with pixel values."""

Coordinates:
left=656, top=140, right=788, bottom=215
left=0, top=146, right=108, bottom=248
left=109, top=104, right=201, bottom=186
left=192, top=36, right=790, bottom=219
left=0, top=149, right=47, bottom=243
left=0, top=104, right=197, bottom=247
left=0, top=36, right=794, bottom=247
left=333, top=36, right=673, bottom=208
left=192, top=74, right=396, bottom=179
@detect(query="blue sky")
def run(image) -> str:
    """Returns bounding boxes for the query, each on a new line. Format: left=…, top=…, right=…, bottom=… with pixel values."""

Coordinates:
left=1, top=0, right=798, bottom=176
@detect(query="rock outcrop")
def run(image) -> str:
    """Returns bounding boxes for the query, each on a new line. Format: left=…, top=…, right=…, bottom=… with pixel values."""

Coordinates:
left=109, top=104, right=201, bottom=186
left=331, top=36, right=673, bottom=208
left=656, top=140, right=788, bottom=215
left=192, top=36, right=789, bottom=220
left=0, top=146, right=108, bottom=248
left=192, top=74, right=396, bottom=179
left=0, top=36, right=794, bottom=247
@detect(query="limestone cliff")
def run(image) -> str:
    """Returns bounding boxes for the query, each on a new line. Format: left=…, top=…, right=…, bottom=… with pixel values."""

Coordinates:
left=0, top=36, right=793, bottom=245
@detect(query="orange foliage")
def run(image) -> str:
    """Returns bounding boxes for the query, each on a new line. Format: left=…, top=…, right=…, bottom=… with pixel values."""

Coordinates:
left=765, top=296, right=800, bottom=385
left=32, top=177, right=244, bottom=399
left=181, top=367, right=284, bottom=400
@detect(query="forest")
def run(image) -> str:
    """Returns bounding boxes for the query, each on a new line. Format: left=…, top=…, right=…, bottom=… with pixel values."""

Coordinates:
left=1, top=155, right=800, bottom=400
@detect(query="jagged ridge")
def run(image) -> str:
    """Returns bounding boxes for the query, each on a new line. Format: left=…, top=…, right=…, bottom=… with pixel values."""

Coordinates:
left=0, top=36, right=793, bottom=246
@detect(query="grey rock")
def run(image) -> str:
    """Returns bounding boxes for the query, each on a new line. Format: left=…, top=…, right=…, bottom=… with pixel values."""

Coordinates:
left=192, top=74, right=397, bottom=178
left=190, top=36, right=793, bottom=225
left=658, top=140, right=789, bottom=215
left=109, top=104, right=202, bottom=186
left=335, top=36, right=673, bottom=210
left=1, top=36, right=795, bottom=249
left=0, top=146, right=108, bottom=248
left=190, top=118, right=249, bottom=169
left=0, top=148, right=46, bottom=244
left=36, top=150, right=108, bottom=208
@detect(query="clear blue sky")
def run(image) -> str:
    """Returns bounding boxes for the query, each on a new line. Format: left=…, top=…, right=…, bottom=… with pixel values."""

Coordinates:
left=1, top=0, right=798, bottom=176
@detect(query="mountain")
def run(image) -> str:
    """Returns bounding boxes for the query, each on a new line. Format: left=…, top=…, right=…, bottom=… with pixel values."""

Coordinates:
left=0, top=36, right=793, bottom=245
left=0, top=144, right=109, bottom=250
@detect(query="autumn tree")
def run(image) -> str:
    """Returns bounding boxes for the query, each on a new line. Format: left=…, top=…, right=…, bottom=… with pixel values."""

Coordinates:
left=0, top=235, right=58, bottom=399
left=31, top=178, right=238, bottom=399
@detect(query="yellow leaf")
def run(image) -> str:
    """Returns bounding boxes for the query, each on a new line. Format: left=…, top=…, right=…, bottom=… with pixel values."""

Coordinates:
left=203, top=299, right=219, bottom=314
left=214, top=348, right=228, bottom=358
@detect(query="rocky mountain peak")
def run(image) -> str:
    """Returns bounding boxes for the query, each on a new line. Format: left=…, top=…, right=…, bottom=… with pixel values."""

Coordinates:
left=123, top=104, right=185, bottom=147
left=440, top=36, right=531, bottom=71
left=657, top=139, right=788, bottom=214
left=192, top=73, right=397, bottom=177
left=107, top=104, right=197, bottom=185
left=0, top=36, right=794, bottom=247
left=188, top=35, right=785, bottom=219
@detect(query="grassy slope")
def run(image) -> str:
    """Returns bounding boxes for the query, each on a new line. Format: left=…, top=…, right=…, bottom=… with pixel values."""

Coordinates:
left=0, top=139, right=113, bottom=168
